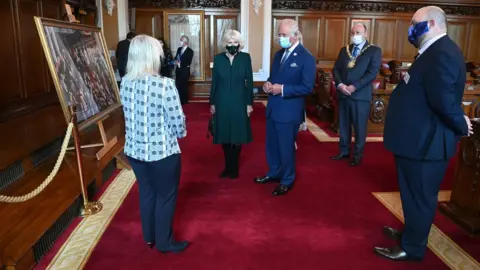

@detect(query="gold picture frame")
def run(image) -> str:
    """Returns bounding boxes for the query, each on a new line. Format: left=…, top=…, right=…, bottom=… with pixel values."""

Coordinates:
left=34, top=17, right=121, bottom=131
left=164, top=10, right=205, bottom=81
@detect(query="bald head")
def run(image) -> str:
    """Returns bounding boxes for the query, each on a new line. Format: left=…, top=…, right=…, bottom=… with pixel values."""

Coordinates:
left=412, top=6, right=447, bottom=32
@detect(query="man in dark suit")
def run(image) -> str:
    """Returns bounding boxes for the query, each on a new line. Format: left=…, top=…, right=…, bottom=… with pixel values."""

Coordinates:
left=115, top=32, right=135, bottom=78
left=254, top=19, right=316, bottom=196
left=174, top=35, right=194, bottom=105
left=374, top=6, right=473, bottom=262
left=331, top=23, right=382, bottom=166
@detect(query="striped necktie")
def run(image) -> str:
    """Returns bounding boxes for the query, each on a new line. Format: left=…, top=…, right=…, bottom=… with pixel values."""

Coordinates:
left=281, top=50, right=290, bottom=64
left=352, top=46, right=359, bottom=57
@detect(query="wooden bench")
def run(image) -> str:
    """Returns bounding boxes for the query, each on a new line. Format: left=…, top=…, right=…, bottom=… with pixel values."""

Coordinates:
left=0, top=104, right=125, bottom=270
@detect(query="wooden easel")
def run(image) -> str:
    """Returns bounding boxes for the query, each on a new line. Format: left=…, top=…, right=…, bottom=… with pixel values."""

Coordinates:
left=67, top=116, right=131, bottom=169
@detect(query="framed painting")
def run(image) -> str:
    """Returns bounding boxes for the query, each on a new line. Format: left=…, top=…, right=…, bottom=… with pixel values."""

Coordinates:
left=164, top=11, right=205, bottom=81
left=34, top=17, right=121, bottom=131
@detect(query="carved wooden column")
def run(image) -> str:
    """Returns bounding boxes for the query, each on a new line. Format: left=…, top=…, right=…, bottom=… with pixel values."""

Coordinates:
left=440, top=120, right=480, bottom=235
left=241, top=0, right=271, bottom=81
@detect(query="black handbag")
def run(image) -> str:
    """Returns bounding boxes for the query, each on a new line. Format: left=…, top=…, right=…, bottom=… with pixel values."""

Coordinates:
left=207, top=116, right=215, bottom=138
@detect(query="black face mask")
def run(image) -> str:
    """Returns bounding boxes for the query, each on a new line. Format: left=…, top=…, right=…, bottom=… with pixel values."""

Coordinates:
left=226, top=45, right=240, bottom=55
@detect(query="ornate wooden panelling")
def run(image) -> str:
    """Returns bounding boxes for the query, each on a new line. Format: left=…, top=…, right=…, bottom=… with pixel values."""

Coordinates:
left=274, top=11, right=480, bottom=63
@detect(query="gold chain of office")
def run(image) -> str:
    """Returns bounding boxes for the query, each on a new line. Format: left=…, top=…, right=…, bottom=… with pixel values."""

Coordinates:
left=0, top=122, right=74, bottom=203
left=345, top=44, right=373, bottom=68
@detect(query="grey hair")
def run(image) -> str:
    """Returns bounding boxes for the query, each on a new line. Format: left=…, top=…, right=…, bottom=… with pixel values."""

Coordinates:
left=279, top=19, right=300, bottom=37
left=424, top=6, right=448, bottom=30
left=125, top=35, right=163, bottom=80
left=222, top=29, right=245, bottom=50
left=181, top=35, right=190, bottom=44
left=297, top=31, right=303, bottom=44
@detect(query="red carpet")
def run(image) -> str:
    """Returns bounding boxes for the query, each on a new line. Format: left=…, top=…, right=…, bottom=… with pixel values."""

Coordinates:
left=72, top=103, right=459, bottom=270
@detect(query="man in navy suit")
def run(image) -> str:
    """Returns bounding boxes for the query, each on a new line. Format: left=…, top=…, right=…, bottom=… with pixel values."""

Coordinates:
left=175, top=35, right=194, bottom=105
left=331, top=23, right=382, bottom=166
left=374, top=6, right=473, bottom=262
left=254, top=19, right=316, bottom=196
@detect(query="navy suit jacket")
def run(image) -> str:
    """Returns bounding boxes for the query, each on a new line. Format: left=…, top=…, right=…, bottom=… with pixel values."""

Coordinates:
left=333, top=41, right=382, bottom=102
left=266, top=44, right=316, bottom=124
left=384, top=36, right=467, bottom=161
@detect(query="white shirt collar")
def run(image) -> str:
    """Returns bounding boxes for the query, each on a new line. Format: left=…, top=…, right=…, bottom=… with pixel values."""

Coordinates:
left=353, top=39, right=367, bottom=51
left=418, top=33, right=446, bottom=55
left=286, top=41, right=300, bottom=53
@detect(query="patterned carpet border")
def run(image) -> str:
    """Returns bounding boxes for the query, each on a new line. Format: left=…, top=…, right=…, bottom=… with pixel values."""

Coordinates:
left=46, top=169, right=136, bottom=270
left=372, top=191, right=480, bottom=270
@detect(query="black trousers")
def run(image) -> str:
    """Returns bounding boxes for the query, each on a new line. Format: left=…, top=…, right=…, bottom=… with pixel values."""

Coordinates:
left=222, top=144, right=242, bottom=175
left=175, top=68, right=190, bottom=105
left=127, top=154, right=181, bottom=250
left=338, top=98, right=370, bottom=157
left=396, top=155, right=448, bottom=259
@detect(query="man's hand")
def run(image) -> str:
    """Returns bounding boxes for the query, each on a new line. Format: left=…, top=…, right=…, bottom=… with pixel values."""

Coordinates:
left=210, top=105, right=215, bottom=115
left=338, top=84, right=351, bottom=96
left=346, top=85, right=356, bottom=94
left=271, top=84, right=282, bottom=95
left=263, top=81, right=272, bottom=93
left=464, top=115, right=474, bottom=136
left=247, top=105, right=253, bottom=117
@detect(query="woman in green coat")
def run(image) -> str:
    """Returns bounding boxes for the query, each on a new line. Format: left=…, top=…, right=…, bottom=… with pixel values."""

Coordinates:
left=209, top=29, right=254, bottom=179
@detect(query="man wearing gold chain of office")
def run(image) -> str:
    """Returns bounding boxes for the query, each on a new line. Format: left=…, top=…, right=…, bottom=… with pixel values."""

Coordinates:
left=330, top=23, right=382, bottom=166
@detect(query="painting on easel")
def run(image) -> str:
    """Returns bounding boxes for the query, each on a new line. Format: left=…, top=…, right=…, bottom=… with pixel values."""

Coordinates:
left=35, top=17, right=127, bottom=165
left=34, top=17, right=120, bottom=130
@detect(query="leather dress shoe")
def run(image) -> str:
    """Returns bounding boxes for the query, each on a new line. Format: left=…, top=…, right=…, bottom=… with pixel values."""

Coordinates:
left=272, top=184, right=291, bottom=196
left=158, top=241, right=189, bottom=254
left=350, top=157, right=362, bottom=166
left=383, top=226, right=403, bottom=241
left=254, top=176, right=280, bottom=184
left=373, top=245, right=422, bottom=262
left=331, top=154, right=349, bottom=160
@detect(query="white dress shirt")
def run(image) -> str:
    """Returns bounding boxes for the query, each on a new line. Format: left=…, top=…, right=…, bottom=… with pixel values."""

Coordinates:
left=417, top=33, right=447, bottom=57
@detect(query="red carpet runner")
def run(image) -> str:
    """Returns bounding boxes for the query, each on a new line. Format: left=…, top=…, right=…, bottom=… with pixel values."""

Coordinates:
left=71, top=103, right=460, bottom=269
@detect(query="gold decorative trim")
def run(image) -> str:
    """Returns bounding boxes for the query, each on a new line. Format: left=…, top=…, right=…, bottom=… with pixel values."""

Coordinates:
left=372, top=191, right=480, bottom=270
left=260, top=101, right=383, bottom=142
left=46, top=169, right=136, bottom=269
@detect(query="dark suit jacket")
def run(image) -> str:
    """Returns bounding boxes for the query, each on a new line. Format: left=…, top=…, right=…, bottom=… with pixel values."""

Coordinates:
left=384, top=35, right=467, bottom=161
left=115, top=39, right=130, bottom=73
left=266, top=44, right=316, bottom=124
left=333, top=41, right=382, bottom=101
left=175, top=47, right=194, bottom=71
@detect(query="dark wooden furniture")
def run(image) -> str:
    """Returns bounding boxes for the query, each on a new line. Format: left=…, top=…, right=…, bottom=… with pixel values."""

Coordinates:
left=440, top=120, right=480, bottom=235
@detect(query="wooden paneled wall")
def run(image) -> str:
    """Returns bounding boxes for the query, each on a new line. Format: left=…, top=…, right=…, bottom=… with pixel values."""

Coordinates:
left=273, top=11, right=480, bottom=63
left=0, top=0, right=64, bottom=113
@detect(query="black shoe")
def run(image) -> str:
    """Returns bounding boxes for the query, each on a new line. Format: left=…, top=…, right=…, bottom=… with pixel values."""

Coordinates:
left=350, top=156, right=362, bottom=166
left=147, top=242, right=154, bottom=249
left=159, top=241, right=189, bottom=254
left=272, top=184, right=291, bottom=196
left=383, top=226, right=403, bottom=241
left=331, top=154, right=349, bottom=160
left=254, top=176, right=280, bottom=184
left=373, top=245, right=422, bottom=262
left=219, top=169, right=230, bottom=178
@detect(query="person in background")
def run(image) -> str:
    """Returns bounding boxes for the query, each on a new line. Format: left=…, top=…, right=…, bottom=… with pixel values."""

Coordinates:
left=374, top=6, right=473, bottom=262
left=330, top=23, right=382, bottom=166
left=175, top=35, right=194, bottom=105
left=115, top=32, right=136, bottom=78
left=120, top=34, right=189, bottom=254
left=158, top=38, right=174, bottom=78
left=254, top=19, right=316, bottom=196
left=209, top=30, right=254, bottom=179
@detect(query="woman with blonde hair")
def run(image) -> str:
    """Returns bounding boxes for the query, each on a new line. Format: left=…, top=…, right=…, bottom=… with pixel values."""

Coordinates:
left=120, top=34, right=188, bottom=254
left=209, top=29, right=254, bottom=179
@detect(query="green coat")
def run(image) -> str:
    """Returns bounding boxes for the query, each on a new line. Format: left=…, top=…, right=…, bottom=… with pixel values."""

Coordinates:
left=210, top=52, right=254, bottom=144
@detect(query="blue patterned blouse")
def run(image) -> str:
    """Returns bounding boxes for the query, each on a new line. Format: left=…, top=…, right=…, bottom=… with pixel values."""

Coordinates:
left=120, top=75, right=186, bottom=162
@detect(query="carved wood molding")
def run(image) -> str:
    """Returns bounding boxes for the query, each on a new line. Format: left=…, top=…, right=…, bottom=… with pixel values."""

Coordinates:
left=138, top=0, right=240, bottom=8
left=272, top=1, right=480, bottom=15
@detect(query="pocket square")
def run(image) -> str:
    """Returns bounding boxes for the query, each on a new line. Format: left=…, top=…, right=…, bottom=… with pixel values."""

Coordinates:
left=290, top=63, right=298, bottom=67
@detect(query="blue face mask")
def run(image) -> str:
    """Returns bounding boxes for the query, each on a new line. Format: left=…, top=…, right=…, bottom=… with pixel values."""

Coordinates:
left=408, top=21, right=430, bottom=48
left=279, top=37, right=292, bottom=49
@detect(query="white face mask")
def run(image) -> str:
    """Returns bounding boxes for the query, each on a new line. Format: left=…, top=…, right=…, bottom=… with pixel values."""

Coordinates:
left=351, top=35, right=364, bottom=45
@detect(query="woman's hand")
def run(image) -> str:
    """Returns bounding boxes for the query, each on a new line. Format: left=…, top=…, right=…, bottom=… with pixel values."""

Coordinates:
left=210, top=105, right=215, bottom=115
left=247, top=105, right=253, bottom=117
